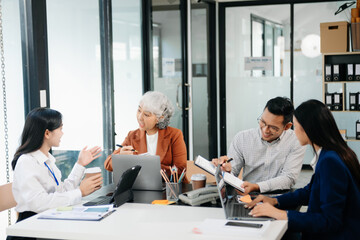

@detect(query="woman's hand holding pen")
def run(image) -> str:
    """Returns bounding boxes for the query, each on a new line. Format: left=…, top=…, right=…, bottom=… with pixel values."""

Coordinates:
left=211, top=156, right=233, bottom=173
left=119, top=145, right=136, bottom=155
left=78, top=146, right=102, bottom=167
left=116, top=144, right=138, bottom=155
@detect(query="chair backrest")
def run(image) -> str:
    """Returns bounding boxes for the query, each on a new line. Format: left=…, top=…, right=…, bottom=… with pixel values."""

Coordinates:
left=0, top=183, right=17, bottom=212
left=185, top=160, right=216, bottom=184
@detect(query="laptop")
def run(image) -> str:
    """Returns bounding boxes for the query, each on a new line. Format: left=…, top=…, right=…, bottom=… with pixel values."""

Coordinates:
left=215, top=165, right=273, bottom=221
left=84, top=165, right=141, bottom=207
left=112, top=154, right=163, bottom=191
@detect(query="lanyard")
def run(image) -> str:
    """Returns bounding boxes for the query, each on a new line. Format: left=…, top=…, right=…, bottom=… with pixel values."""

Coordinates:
left=44, top=162, right=59, bottom=186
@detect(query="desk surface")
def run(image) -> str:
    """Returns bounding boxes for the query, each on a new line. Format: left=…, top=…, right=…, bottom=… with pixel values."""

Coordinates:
left=7, top=203, right=287, bottom=240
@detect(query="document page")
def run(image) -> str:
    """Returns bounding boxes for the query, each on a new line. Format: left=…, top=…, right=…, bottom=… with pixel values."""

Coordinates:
left=195, top=155, right=244, bottom=192
left=194, top=155, right=216, bottom=175
left=38, top=205, right=115, bottom=221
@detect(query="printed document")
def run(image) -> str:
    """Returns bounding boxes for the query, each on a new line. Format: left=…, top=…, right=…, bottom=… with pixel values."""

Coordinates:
left=195, top=155, right=245, bottom=192
left=38, top=204, right=115, bottom=221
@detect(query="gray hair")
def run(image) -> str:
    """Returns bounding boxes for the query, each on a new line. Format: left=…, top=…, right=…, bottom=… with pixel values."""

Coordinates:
left=139, top=91, right=174, bottom=129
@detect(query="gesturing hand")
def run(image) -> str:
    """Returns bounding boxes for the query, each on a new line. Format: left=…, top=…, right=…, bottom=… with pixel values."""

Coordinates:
left=78, top=146, right=102, bottom=167
left=80, top=174, right=103, bottom=197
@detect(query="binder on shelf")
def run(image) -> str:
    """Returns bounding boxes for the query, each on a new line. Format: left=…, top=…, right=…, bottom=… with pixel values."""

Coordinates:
left=325, top=93, right=333, bottom=110
left=356, top=120, right=360, bottom=140
left=355, top=64, right=360, bottom=81
left=333, top=92, right=342, bottom=111
left=333, top=64, right=340, bottom=81
left=339, top=129, right=347, bottom=140
left=358, top=93, right=360, bottom=110
left=349, top=92, right=358, bottom=110
left=347, top=64, right=354, bottom=81
left=325, top=64, right=332, bottom=82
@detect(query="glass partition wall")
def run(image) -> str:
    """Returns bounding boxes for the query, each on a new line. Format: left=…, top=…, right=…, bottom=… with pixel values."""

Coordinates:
left=224, top=4, right=291, bottom=148
left=221, top=1, right=356, bottom=164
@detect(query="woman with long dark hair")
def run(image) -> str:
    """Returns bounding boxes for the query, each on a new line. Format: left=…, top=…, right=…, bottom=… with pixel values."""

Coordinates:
left=246, top=99, right=360, bottom=239
left=7, top=108, right=103, bottom=240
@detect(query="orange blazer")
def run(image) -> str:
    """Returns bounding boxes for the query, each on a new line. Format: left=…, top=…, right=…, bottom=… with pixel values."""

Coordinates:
left=104, top=127, right=187, bottom=177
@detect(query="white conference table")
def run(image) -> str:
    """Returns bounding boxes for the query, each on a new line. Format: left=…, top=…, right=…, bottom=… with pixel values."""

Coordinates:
left=7, top=203, right=287, bottom=240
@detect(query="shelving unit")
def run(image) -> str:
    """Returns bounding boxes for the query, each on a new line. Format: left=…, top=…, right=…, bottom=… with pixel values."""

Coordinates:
left=323, top=52, right=360, bottom=141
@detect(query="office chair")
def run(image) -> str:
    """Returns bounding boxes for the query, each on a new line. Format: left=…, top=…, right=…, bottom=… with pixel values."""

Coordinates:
left=0, top=183, right=17, bottom=212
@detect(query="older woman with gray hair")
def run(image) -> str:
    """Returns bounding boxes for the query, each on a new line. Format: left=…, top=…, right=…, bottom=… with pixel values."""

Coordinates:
left=104, top=91, right=187, bottom=177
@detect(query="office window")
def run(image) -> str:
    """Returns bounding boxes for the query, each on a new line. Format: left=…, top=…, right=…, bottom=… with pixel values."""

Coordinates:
left=251, top=14, right=284, bottom=77
left=0, top=0, right=24, bottom=233
left=47, top=0, right=105, bottom=180
left=112, top=0, right=143, bottom=146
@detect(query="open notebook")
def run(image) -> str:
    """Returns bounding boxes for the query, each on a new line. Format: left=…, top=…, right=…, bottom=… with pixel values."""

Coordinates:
left=194, top=155, right=245, bottom=192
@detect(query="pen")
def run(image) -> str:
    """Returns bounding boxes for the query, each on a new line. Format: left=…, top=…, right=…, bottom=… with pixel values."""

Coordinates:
left=220, top=158, right=233, bottom=167
left=116, top=144, right=138, bottom=152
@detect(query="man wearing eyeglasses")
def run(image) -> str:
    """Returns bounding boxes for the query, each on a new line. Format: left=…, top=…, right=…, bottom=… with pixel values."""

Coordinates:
left=212, top=97, right=306, bottom=194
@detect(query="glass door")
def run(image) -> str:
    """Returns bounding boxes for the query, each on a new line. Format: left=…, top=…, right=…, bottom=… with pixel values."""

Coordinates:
left=151, top=1, right=184, bottom=134
left=150, top=0, right=217, bottom=160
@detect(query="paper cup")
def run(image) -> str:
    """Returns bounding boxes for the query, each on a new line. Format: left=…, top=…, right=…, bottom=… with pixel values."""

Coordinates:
left=84, top=167, right=102, bottom=178
left=191, top=174, right=206, bottom=190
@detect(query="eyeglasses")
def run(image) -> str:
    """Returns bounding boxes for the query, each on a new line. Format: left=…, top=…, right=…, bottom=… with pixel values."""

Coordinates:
left=257, top=117, right=281, bottom=133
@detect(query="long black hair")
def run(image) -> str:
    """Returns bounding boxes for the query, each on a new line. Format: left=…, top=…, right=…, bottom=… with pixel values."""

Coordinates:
left=12, top=108, right=62, bottom=170
left=294, top=99, right=360, bottom=187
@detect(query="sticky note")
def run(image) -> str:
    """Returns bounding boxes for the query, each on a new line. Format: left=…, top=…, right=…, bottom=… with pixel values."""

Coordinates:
left=239, top=194, right=252, bottom=203
left=56, top=206, right=73, bottom=211
left=151, top=200, right=175, bottom=205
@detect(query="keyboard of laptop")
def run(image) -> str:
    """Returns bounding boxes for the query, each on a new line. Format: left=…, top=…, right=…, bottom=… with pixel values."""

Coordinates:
left=83, top=196, right=113, bottom=206
left=230, top=202, right=251, bottom=217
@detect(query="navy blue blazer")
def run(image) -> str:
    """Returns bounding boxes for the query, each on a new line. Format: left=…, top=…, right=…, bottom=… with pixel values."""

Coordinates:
left=276, top=149, right=360, bottom=240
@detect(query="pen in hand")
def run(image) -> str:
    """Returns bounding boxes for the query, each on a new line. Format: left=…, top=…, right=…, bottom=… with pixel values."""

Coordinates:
left=220, top=158, right=233, bottom=167
left=116, top=144, right=138, bottom=152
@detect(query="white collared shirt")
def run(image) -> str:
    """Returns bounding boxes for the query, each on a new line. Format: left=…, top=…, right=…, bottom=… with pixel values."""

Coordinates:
left=228, top=128, right=306, bottom=193
left=12, top=150, right=84, bottom=213
left=146, top=131, right=158, bottom=156
left=310, top=148, right=322, bottom=171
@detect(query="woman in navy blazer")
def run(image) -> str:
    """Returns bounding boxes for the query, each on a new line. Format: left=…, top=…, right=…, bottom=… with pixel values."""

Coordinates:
left=246, top=99, right=360, bottom=240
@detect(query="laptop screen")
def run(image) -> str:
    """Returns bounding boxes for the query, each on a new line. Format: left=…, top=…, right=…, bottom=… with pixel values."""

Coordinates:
left=112, top=154, right=163, bottom=191
left=215, top=165, right=232, bottom=218
left=215, top=165, right=273, bottom=221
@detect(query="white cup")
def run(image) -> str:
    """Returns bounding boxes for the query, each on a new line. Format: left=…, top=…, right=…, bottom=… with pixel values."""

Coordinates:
left=84, top=167, right=102, bottom=179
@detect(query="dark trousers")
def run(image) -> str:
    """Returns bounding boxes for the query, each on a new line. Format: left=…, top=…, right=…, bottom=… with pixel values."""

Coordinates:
left=6, top=211, right=37, bottom=240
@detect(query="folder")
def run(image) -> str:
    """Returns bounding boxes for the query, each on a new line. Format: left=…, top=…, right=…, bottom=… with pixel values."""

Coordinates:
left=333, top=92, right=342, bottom=111
left=333, top=64, right=340, bottom=81
left=325, top=64, right=332, bottom=81
left=347, top=64, right=354, bottom=81
left=356, top=64, right=360, bottom=81
left=357, top=120, right=360, bottom=140
left=358, top=93, right=360, bottom=110
left=325, top=93, right=333, bottom=110
left=350, top=92, right=358, bottom=110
